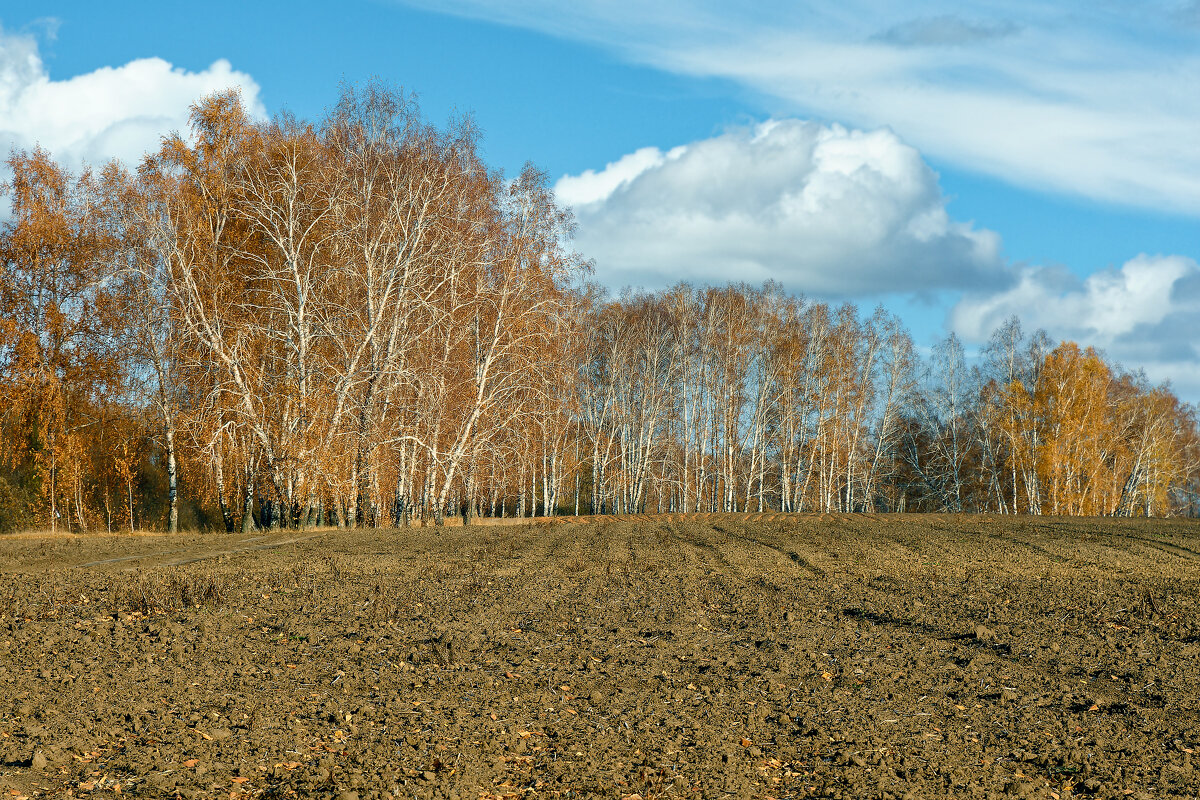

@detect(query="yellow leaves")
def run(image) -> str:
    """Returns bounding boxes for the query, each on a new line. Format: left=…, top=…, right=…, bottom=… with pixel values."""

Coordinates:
left=4, top=88, right=1196, bottom=529
left=987, top=339, right=1196, bottom=516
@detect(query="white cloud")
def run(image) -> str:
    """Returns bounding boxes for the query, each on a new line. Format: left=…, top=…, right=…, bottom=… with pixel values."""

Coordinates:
left=557, top=119, right=1004, bottom=295
left=556, top=146, right=684, bottom=207
left=398, top=0, right=1200, bottom=215
left=0, top=25, right=264, bottom=169
left=950, top=254, right=1200, bottom=395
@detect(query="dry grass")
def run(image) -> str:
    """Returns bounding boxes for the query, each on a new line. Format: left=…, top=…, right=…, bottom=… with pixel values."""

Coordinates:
left=113, top=569, right=229, bottom=614
left=0, top=527, right=172, bottom=540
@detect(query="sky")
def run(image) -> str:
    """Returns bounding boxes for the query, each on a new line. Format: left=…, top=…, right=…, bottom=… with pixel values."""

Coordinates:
left=2, top=0, right=1199, bottom=399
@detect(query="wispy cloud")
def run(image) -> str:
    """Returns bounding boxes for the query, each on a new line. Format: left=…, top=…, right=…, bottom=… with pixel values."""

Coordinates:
left=872, top=15, right=1020, bottom=48
left=1178, top=1, right=1200, bottom=27
left=397, top=1, right=1200, bottom=215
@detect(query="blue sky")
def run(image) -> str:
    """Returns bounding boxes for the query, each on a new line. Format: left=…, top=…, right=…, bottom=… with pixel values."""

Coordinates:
left=2, top=0, right=1199, bottom=398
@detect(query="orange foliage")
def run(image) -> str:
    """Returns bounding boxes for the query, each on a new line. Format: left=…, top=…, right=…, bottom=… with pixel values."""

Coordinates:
left=2, top=86, right=1196, bottom=530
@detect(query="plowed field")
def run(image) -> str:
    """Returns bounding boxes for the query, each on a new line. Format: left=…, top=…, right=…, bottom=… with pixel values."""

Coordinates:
left=1, top=514, right=1198, bottom=800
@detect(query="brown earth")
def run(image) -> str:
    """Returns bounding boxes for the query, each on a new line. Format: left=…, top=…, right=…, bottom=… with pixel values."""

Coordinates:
left=1, top=514, right=1199, bottom=800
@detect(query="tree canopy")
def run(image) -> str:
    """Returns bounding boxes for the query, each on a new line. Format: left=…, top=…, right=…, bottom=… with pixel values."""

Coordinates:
left=1, top=86, right=1196, bottom=532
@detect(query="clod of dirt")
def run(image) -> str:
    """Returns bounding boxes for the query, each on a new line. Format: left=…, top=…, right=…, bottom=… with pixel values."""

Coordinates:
left=432, top=630, right=455, bottom=665
left=1, top=516, right=1198, bottom=798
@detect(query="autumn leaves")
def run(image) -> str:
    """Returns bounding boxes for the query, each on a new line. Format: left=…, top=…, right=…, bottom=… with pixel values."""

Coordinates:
left=1, top=85, right=583, bottom=531
left=985, top=340, right=1195, bottom=516
left=578, top=292, right=1199, bottom=517
left=0, top=84, right=1196, bottom=531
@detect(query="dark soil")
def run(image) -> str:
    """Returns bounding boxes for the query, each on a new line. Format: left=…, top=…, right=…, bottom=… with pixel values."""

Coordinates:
left=1, top=514, right=1199, bottom=799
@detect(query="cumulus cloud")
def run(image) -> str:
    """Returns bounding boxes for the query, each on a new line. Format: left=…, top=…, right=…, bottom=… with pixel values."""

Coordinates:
left=950, top=254, right=1200, bottom=395
left=0, top=25, right=264, bottom=169
left=556, top=119, right=1004, bottom=295
left=556, top=146, right=685, bottom=207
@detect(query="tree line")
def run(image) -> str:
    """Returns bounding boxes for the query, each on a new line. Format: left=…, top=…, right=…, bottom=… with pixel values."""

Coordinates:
left=1, top=86, right=1197, bottom=532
